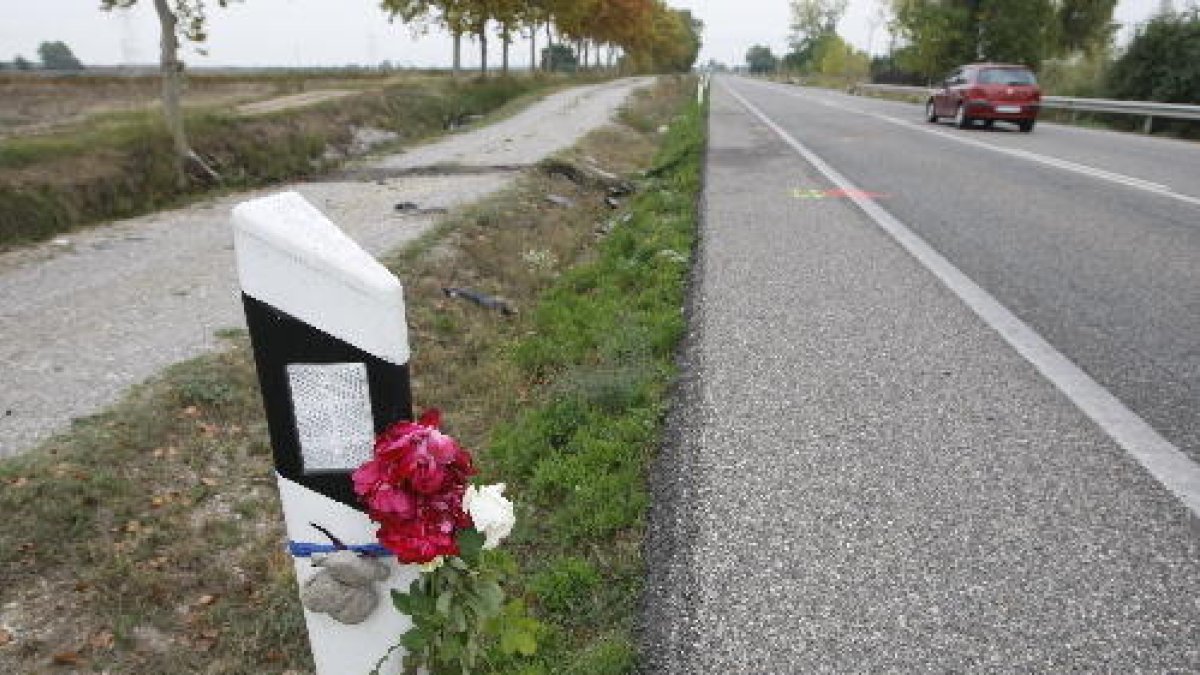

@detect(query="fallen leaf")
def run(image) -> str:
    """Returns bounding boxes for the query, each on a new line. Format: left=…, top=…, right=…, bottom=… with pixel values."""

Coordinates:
left=181, top=406, right=200, bottom=417
left=0, top=627, right=12, bottom=646
left=196, top=594, right=216, bottom=607
left=89, top=630, right=115, bottom=650
left=199, top=477, right=219, bottom=487
left=8, top=476, right=28, bottom=488
left=150, top=496, right=166, bottom=508
left=52, top=651, right=83, bottom=665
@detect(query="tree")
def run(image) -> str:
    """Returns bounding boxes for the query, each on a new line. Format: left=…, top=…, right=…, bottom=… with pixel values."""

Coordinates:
left=381, top=0, right=466, bottom=76
left=541, top=43, right=576, bottom=71
left=523, top=0, right=549, bottom=71
left=746, top=45, right=778, bottom=74
left=38, top=41, right=85, bottom=70
left=14, top=55, right=33, bottom=71
left=491, top=0, right=525, bottom=74
left=102, top=0, right=224, bottom=185
left=889, top=0, right=1118, bottom=79
left=786, top=0, right=849, bottom=73
left=789, top=0, right=848, bottom=58
left=811, top=33, right=869, bottom=79
left=1106, top=8, right=1200, bottom=103
left=631, top=4, right=701, bottom=73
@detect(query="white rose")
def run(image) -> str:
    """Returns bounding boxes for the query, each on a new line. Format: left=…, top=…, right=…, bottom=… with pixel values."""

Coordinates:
left=463, top=483, right=515, bottom=550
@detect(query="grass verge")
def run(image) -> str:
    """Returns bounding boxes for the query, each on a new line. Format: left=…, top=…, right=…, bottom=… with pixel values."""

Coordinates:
left=0, top=74, right=702, bottom=674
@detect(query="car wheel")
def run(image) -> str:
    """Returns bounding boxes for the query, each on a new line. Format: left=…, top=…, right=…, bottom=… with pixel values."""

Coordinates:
left=954, top=104, right=972, bottom=129
left=982, top=119, right=994, bottom=129
left=1019, top=119, right=1035, bottom=133
left=925, top=100, right=938, bottom=123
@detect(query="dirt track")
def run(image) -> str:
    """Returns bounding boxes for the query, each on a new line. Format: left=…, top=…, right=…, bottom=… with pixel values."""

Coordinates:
left=0, top=77, right=650, bottom=457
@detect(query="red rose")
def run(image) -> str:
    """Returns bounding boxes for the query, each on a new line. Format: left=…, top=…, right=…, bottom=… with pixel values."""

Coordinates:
left=376, top=514, right=459, bottom=563
left=352, top=410, right=475, bottom=564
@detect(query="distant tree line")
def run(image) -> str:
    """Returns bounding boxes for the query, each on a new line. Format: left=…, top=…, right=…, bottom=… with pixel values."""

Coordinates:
left=744, top=1, right=870, bottom=82
left=883, top=0, right=1200, bottom=104
left=889, top=0, right=1117, bottom=79
left=380, top=0, right=702, bottom=76
left=749, top=0, right=1199, bottom=106
left=2, top=41, right=85, bottom=71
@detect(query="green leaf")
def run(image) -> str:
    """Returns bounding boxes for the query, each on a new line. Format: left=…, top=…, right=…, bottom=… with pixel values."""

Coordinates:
left=456, top=528, right=486, bottom=565
left=400, top=628, right=427, bottom=651
left=500, top=624, right=538, bottom=656
left=408, top=586, right=437, bottom=618
left=436, top=589, right=454, bottom=616
left=496, top=599, right=542, bottom=656
left=477, top=580, right=504, bottom=616
left=391, top=589, right=412, bottom=613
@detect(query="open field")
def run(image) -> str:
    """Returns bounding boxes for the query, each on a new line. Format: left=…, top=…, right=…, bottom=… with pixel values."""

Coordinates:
left=0, top=70, right=413, bottom=139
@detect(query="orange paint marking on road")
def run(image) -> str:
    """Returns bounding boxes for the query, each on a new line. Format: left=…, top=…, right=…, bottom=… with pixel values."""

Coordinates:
left=791, top=187, right=889, bottom=201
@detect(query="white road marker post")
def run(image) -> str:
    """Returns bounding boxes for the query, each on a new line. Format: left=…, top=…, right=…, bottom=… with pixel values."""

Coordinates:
left=232, top=191, right=415, bottom=674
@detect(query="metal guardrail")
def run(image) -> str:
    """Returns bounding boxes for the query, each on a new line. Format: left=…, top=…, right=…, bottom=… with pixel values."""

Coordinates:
left=851, top=83, right=1200, bottom=133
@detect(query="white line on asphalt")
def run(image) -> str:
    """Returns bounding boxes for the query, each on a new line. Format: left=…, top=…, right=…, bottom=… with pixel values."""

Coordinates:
left=724, top=82, right=1200, bottom=520
left=744, top=78, right=1200, bottom=209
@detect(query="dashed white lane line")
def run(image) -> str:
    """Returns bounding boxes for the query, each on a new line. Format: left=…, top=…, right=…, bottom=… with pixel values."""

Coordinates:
left=744, top=78, right=1200, bottom=209
left=724, top=82, right=1200, bottom=520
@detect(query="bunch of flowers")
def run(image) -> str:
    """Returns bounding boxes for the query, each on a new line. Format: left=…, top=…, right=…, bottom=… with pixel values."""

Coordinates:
left=354, top=410, right=531, bottom=674
left=352, top=409, right=477, bottom=564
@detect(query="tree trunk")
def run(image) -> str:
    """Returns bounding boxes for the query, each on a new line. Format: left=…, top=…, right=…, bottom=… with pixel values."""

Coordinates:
left=546, top=23, right=554, bottom=71
left=529, top=25, right=536, bottom=73
left=150, top=0, right=218, bottom=186
left=452, top=31, right=461, bottom=77
left=480, top=31, right=488, bottom=75
left=152, top=0, right=189, bottom=186
left=502, top=36, right=510, bottom=74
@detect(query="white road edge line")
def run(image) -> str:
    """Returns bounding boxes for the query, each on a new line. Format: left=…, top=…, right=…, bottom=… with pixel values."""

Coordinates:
left=746, top=78, right=1200, bottom=209
left=724, top=82, right=1200, bottom=520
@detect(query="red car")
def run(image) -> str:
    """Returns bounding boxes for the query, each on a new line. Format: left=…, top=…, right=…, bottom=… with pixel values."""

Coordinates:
left=926, top=63, right=1041, bottom=132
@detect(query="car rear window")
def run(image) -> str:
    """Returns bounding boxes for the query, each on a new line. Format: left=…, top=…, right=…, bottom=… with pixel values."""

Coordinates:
left=979, top=68, right=1037, bottom=85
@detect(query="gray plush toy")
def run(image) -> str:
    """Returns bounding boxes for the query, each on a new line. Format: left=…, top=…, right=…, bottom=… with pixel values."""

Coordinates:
left=300, top=550, right=391, bottom=625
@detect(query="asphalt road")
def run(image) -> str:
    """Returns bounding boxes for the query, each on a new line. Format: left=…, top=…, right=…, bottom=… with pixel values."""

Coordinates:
left=640, top=77, right=1200, bottom=672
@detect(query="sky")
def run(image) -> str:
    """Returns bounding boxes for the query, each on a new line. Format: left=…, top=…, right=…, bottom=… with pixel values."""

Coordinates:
left=0, top=0, right=1172, bottom=70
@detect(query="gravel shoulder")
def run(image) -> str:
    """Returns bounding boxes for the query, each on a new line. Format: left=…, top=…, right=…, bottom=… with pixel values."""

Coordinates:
left=0, top=77, right=650, bottom=458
